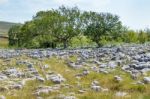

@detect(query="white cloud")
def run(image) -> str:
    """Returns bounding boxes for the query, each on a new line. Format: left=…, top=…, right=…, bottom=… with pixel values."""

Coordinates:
left=1, top=0, right=149, bottom=30
left=0, top=0, right=8, bottom=5
left=54, top=0, right=110, bottom=6
left=23, top=0, right=111, bottom=12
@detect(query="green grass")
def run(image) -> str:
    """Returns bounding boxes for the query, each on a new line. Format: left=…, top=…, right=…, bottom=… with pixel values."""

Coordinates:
left=0, top=56, right=150, bottom=99
left=0, top=38, right=8, bottom=48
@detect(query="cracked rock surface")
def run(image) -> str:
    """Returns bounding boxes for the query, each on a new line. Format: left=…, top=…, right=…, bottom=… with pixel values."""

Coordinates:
left=0, top=44, right=150, bottom=99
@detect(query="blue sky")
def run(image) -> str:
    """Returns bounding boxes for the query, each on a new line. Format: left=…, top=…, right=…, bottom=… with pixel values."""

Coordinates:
left=0, top=0, right=150, bottom=30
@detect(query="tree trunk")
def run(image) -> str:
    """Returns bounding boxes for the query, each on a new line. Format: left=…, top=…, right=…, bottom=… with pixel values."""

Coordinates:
left=63, top=41, right=68, bottom=49
left=96, top=42, right=103, bottom=48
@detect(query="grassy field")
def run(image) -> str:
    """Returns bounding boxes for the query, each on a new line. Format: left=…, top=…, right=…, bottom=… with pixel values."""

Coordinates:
left=0, top=35, right=150, bottom=99
left=0, top=55, right=150, bottom=99
left=0, top=37, right=8, bottom=48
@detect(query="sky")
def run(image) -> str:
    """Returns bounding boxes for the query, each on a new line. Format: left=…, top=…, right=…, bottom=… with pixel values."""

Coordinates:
left=0, top=0, right=150, bottom=30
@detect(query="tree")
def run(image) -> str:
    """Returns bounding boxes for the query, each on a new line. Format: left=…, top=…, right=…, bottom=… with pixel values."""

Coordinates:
left=32, top=11, right=58, bottom=48
left=51, top=6, right=82, bottom=48
left=33, top=6, right=82, bottom=49
left=8, top=25, right=21, bottom=46
left=84, top=12, right=122, bottom=47
left=8, top=5, right=126, bottom=48
left=19, top=21, right=37, bottom=47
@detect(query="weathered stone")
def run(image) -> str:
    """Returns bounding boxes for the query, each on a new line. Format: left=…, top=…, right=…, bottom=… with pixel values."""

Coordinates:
left=143, top=77, right=150, bottom=84
left=114, top=75, right=123, bottom=82
left=108, top=61, right=117, bottom=68
left=99, top=69, right=109, bottom=74
left=34, top=85, right=60, bottom=96
left=91, top=85, right=101, bottom=92
left=57, top=94, right=76, bottom=99
left=43, top=64, right=49, bottom=69
left=63, top=96, right=76, bottom=99
left=0, top=74, right=8, bottom=81
left=36, top=76, right=45, bottom=82
left=67, top=62, right=82, bottom=69
left=78, top=90, right=86, bottom=94
left=91, top=80, right=102, bottom=92
left=82, top=69, right=90, bottom=75
left=46, top=74, right=65, bottom=84
left=34, top=87, right=52, bottom=96
left=116, top=92, right=128, bottom=97
left=9, top=84, right=23, bottom=90
left=3, top=68, right=24, bottom=78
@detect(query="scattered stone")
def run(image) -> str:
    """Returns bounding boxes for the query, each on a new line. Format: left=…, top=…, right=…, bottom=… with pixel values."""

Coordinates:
left=143, top=77, right=150, bottom=84
left=135, top=81, right=144, bottom=85
left=9, top=84, right=23, bottom=90
left=78, top=90, right=86, bottom=94
left=91, top=85, right=101, bottom=92
left=0, top=44, right=150, bottom=98
left=0, top=74, right=8, bottom=81
left=3, top=68, right=24, bottom=78
left=63, top=96, right=76, bottom=99
left=57, top=94, right=76, bottom=99
left=46, top=74, right=66, bottom=84
left=101, top=88, right=109, bottom=92
left=99, top=69, right=109, bottom=74
left=114, top=75, right=123, bottom=82
left=67, top=62, right=82, bottom=69
left=36, top=76, right=45, bottom=82
left=43, top=64, right=49, bottom=69
left=116, top=92, right=128, bottom=97
left=82, top=69, right=90, bottom=75
left=34, top=87, right=52, bottom=96
left=91, top=80, right=102, bottom=92
left=108, top=61, right=117, bottom=68
left=34, top=85, right=61, bottom=96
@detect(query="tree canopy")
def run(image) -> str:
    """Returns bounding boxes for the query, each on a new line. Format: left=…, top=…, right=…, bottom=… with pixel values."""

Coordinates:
left=8, top=6, right=150, bottom=49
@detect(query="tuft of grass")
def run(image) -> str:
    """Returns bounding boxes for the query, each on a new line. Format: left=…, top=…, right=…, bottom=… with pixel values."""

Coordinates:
left=0, top=38, right=8, bottom=48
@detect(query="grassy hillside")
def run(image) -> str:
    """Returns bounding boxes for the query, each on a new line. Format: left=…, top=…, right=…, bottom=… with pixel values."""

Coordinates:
left=0, top=21, right=19, bottom=48
left=0, top=21, right=20, bottom=34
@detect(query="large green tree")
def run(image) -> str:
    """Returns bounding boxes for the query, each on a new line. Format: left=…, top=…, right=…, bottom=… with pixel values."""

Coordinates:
left=51, top=6, right=82, bottom=48
left=84, top=12, right=122, bottom=47
left=8, top=6, right=127, bottom=48
left=33, top=6, right=82, bottom=48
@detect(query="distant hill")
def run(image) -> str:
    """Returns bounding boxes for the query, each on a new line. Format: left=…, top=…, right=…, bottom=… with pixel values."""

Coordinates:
left=0, top=21, right=21, bottom=34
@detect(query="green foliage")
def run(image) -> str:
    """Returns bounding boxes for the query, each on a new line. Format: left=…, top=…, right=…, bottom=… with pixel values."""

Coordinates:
left=8, top=25, right=21, bottom=46
left=70, top=35, right=94, bottom=48
left=123, top=30, right=138, bottom=43
left=84, top=12, right=122, bottom=47
left=138, top=30, right=148, bottom=43
left=53, top=6, right=82, bottom=48
left=7, top=5, right=150, bottom=49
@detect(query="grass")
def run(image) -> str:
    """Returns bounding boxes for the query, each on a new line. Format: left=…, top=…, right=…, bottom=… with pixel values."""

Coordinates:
left=0, top=38, right=8, bottom=48
left=0, top=54, right=150, bottom=99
